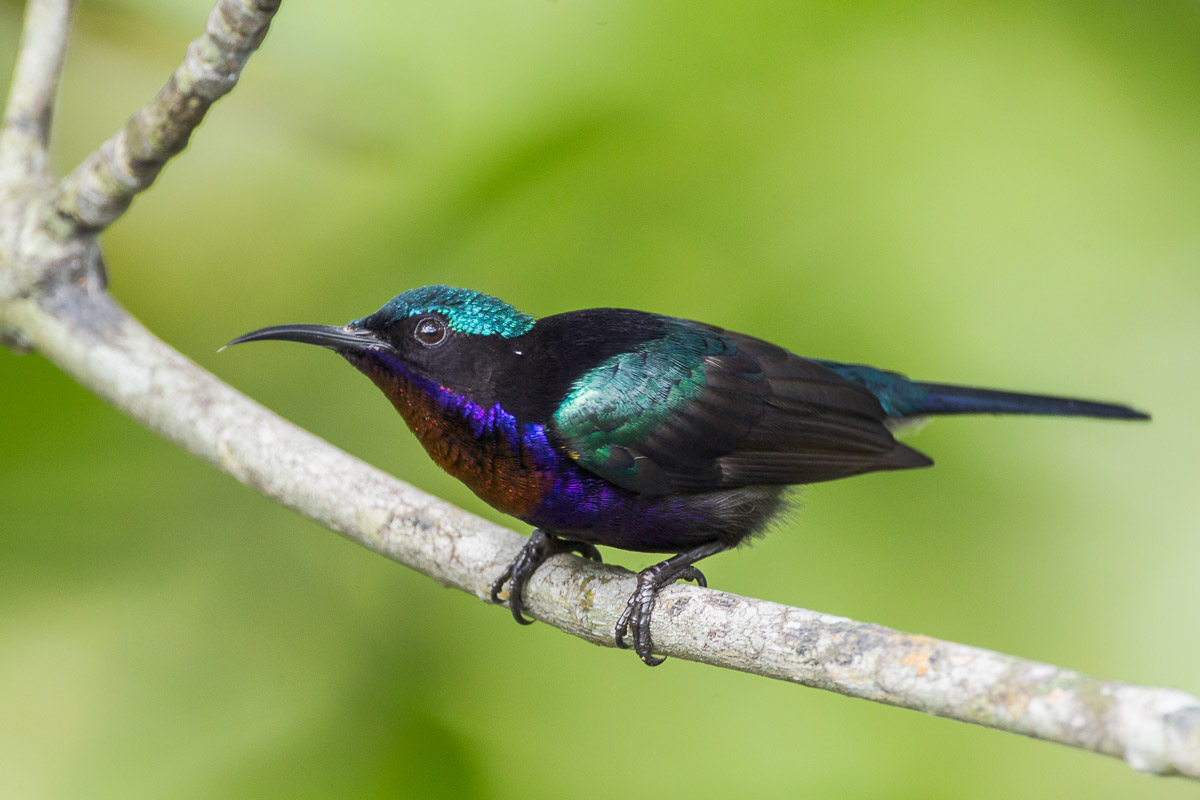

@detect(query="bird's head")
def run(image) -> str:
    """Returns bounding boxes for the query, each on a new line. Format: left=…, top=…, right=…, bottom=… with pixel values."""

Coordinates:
left=223, top=285, right=535, bottom=395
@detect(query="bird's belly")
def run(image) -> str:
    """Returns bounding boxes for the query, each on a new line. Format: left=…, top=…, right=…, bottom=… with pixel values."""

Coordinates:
left=524, top=468, right=792, bottom=553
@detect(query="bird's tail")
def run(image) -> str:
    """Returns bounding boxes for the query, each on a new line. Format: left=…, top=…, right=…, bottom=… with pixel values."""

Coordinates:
left=910, top=382, right=1150, bottom=421
left=814, top=359, right=1150, bottom=421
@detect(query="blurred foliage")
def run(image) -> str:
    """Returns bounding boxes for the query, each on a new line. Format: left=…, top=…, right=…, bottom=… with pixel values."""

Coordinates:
left=2, top=0, right=1199, bottom=797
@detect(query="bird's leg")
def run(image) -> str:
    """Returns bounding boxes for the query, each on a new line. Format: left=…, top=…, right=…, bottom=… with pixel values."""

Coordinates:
left=615, top=540, right=728, bottom=666
left=490, top=529, right=602, bottom=625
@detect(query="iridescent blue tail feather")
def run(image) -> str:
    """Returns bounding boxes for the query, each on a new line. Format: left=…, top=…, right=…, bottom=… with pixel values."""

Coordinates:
left=815, top=359, right=1149, bottom=421
left=910, top=382, right=1150, bottom=421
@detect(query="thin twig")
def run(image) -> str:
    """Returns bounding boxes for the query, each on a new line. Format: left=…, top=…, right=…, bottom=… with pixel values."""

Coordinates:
left=42, top=0, right=281, bottom=238
left=1, top=284, right=1197, bottom=780
left=0, top=0, right=76, bottom=179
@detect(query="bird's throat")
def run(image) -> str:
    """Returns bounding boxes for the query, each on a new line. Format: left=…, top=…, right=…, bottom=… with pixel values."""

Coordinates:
left=349, top=351, right=552, bottom=519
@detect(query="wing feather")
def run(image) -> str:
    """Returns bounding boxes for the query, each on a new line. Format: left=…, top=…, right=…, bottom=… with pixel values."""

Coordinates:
left=550, top=319, right=931, bottom=494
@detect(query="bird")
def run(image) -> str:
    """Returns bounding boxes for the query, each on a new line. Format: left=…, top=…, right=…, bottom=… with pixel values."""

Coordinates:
left=225, top=285, right=1149, bottom=665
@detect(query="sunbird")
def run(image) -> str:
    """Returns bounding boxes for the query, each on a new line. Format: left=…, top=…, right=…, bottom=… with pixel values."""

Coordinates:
left=227, top=286, right=1148, bottom=665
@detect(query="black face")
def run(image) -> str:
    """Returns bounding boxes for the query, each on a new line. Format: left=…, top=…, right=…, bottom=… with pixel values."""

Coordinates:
left=350, top=310, right=527, bottom=401
left=223, top=309, right=530, bottom=406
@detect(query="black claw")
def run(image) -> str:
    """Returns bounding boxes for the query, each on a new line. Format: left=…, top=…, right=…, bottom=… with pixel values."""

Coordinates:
left=679, top=566, right=707, bottom=588
left=491, top=530, right=601, bottom=625
left=575, top=542, right=603, bottom=563
left=508, top=587, right=535, bottom=626
left=614, top=564, right=707, bottom=665
left=613, top=542, right=726, bottom=666
left=489, top=565, right=514, bottom=605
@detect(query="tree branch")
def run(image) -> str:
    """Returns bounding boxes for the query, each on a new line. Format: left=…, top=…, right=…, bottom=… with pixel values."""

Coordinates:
left=44, top=0, right=280, bottom=239
left=1, top=0, right=1198, bottom=783
left=0, top=0, right=75, bottom=179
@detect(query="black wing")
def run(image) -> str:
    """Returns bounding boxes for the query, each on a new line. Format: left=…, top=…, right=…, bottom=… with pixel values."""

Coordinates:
left=550, top=319, right=932, bottom=495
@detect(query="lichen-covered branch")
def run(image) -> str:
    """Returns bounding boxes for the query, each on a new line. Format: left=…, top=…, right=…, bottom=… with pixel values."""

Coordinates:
left=2, top=283, right=1199, bottom=780
left=44, top=0, right=280, bottom=238
left=0, top=0, right=75, bottom=179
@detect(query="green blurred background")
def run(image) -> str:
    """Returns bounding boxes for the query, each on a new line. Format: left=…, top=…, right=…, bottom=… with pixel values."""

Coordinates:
left=3, top=0, right=1198, bottom=797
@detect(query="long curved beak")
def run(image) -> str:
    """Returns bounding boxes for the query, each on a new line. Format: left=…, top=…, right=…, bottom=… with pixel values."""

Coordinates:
left=220, top=323, right=389, bottom=354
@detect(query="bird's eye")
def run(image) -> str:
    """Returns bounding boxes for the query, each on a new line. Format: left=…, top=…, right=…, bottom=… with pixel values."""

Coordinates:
left=413, top=316, right=447, bottom=346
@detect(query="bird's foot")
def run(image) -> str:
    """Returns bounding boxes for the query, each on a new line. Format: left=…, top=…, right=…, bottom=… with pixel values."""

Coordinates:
left=614, top=562, right=708, bottom=667
left=490, top=530, right=602, bottom=624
